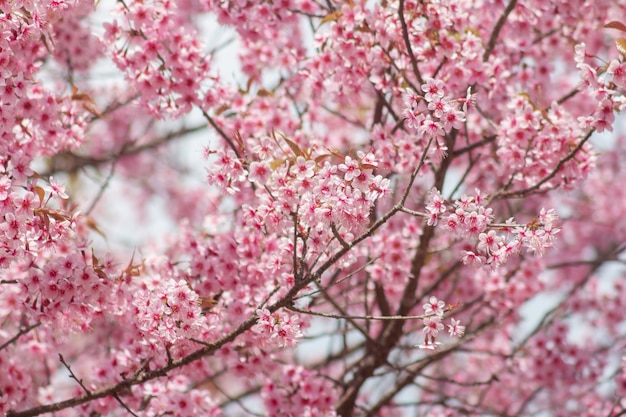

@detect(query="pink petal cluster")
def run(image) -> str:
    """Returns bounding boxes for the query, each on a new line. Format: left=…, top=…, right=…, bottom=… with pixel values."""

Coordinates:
left=418, top=296, right=464, bottom=350
left=0, top=0, right=625, bottom=415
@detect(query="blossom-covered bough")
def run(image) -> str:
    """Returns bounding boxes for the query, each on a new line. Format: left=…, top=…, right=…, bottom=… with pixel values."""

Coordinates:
left=2, top=0, right=626, bottom=416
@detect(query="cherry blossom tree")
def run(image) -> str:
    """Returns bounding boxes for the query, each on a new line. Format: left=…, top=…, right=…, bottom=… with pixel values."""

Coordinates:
left=2, top=0, right=626, bottom=416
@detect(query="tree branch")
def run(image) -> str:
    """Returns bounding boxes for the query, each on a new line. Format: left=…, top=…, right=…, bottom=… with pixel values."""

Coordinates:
left=491, top=129, right=593, bottom=200
left=398, top=0, right=425, bottom=86
left=0, top=323, right=40, bottom=352
left=42, top=124, right=206, bottom=177
left=482, top=0, right=518, bottom=62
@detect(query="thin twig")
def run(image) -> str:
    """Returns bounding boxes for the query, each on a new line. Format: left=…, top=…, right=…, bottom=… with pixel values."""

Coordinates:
left=287, top=305, right=449, bottom=321
left=111, top=393, right=139, bottom=417
left=322, top=105, right=367, bottom=128
left=213, top=381, right=264, bottom=416
left=451, top=136, right=496, bottom=157
left=84, top=150, right=121, bottom=216
left=556, top=87, right=580, bottom=105
left=59, top=355, right=91, bottom=395
left=491, top=129, right=594, bottom=200
left=447, top=153, right=481, bottom=199
left=398, top=207, right=427, bottom=218
left=331, top=223, right=350, bottom=250
left=0, top=323, right=40, bottom=351
left=312, top=284, right=380, bottom=347
left=43, top=124, right=206, bottom=177
left=482, top=0, right=518, bottom=62
left=201, top=109, right=242, bottom=158
left=398, top=0, right=424, bottom=86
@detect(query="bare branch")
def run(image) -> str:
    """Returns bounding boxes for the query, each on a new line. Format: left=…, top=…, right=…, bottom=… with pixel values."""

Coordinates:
left=287, top=305, right=458, bottom=322
left=491, top=129, right=594, bottom=201
left=482, top=0, right=518, bottom=62
left=398, top=0, right=425, bottom=86
left=42, top=124, right=206, bottom=177
left=0, top=323, right=40, bottom=352
left=59, top=354, right=92, bottom=395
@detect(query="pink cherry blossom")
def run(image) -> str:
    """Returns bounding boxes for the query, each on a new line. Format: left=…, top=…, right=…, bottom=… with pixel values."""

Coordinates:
left=1, top=0, right=626, bottom=416
left=248, top=161, right=272, bottom=184
left=448, top=318, right=465, bottom=337
left=423, top=296, right=445, bottom=317
left=338, top=156, right=361, bottom=182
left=422, top=315, right=444, bottom=336
left=421, top=78, right=446, bottom=102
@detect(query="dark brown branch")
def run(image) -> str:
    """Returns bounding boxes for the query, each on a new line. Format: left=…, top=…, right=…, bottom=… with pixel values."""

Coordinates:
left=364, top=317, right=497, bottom=417
left=42, top=124, right=206, bottom=177
left=112, top=393, right=139, bottom=417
left=374, top=283, right=391, bottom=317
left=491, top=129, right=593, bottom=200
left=336, top=132, right=456, bottom=417
left=201, top=109, right=242, bottom=159
left=556, top=87, right=580, bottom=105
left=8, top=280, right=306, bottom=417
left=373, top=89, right=401, bottom=123
left=0, top=323, right=40, bottom=352
left=370, top=93, right=385, bottom=128
left=451, top=135, right=496, bottom=157
left=398, top=0, right=425, bottom=86
left=482, top=0, right=518, bottom=62
left=59, top=354, right=92, bottom=395
left=331, top=223, right=350, bottom=250
left=532, top=26, right=561, bottom=45
left=287, top=305, right=432, bottom=321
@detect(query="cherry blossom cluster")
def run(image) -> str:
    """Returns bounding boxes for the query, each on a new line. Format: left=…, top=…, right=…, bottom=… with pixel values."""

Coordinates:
left=575, top=43, right=625, bottom=131
left=208, top=144, right=391, bottom=267
left=522, top=323, right=604, bottom=391
left=300, top=2, right=380, bottom=103
left=206, top=149, right=247, bottom=195
left=1, top=0, right=100, bottom=159
left=494, top=95, right=596, bottom=192
left=404, top=79, right=468, bottom=158
left=133, top=278, right=208, bottom=344
left=262, top=365, right=337, bottom=417
left=223, top=4, right=305, bottom=79
left=418, top=296, right=464, bottom=350
left=136, top=376, right=221, bottom=417
left=50, top=1, right=104, bottom=73
left=104, top=0, right=212, bottom=117
left=0, top=176, right=124, bottom=330
left=0, top=345, right=40, bottom=415
left=2, top=0, right=626, bottom=415
left=0, top=0, right=102, bottom=357
left=424, top=188, right=560, bottom=268
left=253, top=308, right=303, bottom=349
